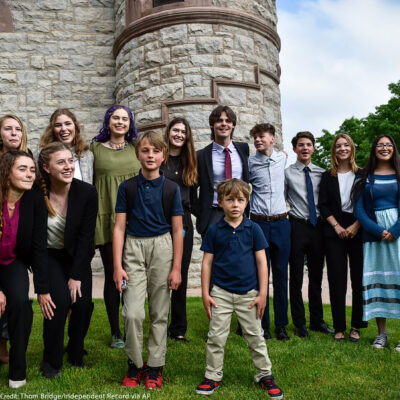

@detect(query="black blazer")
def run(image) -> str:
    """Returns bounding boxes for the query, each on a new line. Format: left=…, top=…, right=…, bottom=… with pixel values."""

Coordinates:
left=15, top=189, right=48, bottom=294
left=193, top=141, right=249, bottom=235
left=318, top=170, right=358, bottom=238
left=60, top=179, right=98, bottom=281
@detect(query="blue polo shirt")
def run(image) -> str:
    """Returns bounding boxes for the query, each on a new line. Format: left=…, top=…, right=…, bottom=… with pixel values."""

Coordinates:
left=201, top=216, right=268, bottom=294
left=115, top=170, right=184, bottom=237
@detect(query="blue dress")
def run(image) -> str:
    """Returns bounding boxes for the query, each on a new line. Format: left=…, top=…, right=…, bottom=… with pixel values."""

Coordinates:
left=355, top=174, right=400, bottom=321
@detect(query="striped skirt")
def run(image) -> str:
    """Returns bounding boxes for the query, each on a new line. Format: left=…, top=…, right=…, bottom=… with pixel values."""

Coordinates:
left=362, top=208, right=400, bottom=321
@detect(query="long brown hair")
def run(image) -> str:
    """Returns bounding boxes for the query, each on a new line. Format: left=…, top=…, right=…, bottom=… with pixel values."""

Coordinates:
left=164, top=117, right=198, bottom=186
left=38, top=142, right=72, bottom=216
left=39, top=109, right=89, bottom=158
left=330, top=133, right=358, bottom=177
left=0, top=114, right=28, bottom=153
left=0, top=151, right=35, bottom=238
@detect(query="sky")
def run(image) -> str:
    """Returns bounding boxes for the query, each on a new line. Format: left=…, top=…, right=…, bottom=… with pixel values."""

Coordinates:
left=276, top=0, right=400, bottom=162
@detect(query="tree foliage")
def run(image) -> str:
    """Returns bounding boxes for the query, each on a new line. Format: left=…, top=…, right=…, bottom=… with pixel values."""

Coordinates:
left=312, top=81, right=400, bottom=169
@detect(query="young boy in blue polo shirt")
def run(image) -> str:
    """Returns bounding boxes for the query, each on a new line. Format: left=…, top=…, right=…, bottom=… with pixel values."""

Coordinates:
left=196, top=178, right=283, bottom=399
left=113, top=131, right=183, bottom=390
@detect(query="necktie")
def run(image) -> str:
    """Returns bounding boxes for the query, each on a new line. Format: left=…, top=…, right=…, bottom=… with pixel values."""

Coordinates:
left=304, top=166, right=317, bottom=226
left=224, top=147, right=232, bottom=179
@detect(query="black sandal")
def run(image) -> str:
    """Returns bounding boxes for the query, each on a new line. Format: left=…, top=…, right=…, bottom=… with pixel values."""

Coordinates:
left=169, top=334, right=189, bottom=343
left=334, top=331, right=345, bottom=341
left=349, top=328, right=360, bottom=342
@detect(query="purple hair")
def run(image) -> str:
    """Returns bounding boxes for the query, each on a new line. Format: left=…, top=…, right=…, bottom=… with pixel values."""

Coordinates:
left=92, top=104, right=139, bottom=143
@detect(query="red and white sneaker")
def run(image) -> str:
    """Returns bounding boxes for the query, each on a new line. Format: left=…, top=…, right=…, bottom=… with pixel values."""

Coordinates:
left=144, top=366, right=163, bottom=390
left=259, top=375, right=284, bottom=399
left=122, top=361, right=146, bottom=387
left=196, top=378, right=221, bottom=395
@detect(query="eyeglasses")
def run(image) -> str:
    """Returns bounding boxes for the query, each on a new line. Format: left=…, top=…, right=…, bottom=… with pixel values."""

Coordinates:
left=376, top=143, right=394, bottom=149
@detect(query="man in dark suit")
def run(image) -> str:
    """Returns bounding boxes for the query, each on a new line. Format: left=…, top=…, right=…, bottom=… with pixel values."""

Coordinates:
left=193, top=105, right=249, bottom=236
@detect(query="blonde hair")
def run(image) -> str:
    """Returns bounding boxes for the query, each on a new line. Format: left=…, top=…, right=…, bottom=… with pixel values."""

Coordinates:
left=217, top=178, right=251, bottom=202
left=38, top=142, right=72, bottom=216
left=39, top=109, right=88, bottom=158
left=135, top=131, right=167, bottom=157
left=0, top=114, right=28, bottom=153
left=330, top=133, right=358, bottom=177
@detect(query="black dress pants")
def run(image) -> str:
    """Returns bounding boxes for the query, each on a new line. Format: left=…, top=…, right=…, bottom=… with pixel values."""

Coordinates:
left=289, top=217, right=325, bottom=328
left=324, top=213, right=363, bottom=332
left=168, top=211, right=194, bottom=337
left=0, top=259, right=33, bottom=381
left=43, top=249, right=93, bottom=369
left=99, top=242, right=122, bottom=337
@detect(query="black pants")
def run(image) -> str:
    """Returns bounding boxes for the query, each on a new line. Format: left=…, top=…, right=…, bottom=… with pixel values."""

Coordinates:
left=99, top=242, right=122, bottom=337
left=289, top=217, right=325, bottom=328
left=0, top=259, right=33, bottom=381
left=325, top=213, right=363, bottom=332
left=168, top=211, right=194, bottom=337
left=43, top=249, right=93, bottom=369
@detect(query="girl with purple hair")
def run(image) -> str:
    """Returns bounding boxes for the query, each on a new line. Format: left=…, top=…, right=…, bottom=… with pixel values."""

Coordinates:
left=90, top=105, right=140, bottom=349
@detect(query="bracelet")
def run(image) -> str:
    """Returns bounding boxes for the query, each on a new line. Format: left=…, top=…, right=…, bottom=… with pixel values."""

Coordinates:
left=332, top=222, right=338, bottom=228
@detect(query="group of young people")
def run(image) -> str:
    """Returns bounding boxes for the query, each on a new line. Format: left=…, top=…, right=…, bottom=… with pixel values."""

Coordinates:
left=0, top=104, right=399, bottom=398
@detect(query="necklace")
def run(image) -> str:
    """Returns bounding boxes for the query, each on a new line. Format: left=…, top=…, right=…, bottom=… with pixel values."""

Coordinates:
left=8, top=205, right=15, bottom=210
left=168, top=155, right=181, bottom=175
left=108, top=139, right=127, bottom=150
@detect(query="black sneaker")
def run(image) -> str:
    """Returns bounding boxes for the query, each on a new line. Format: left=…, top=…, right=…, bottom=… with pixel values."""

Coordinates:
left=196, top=378, right=221, bottom=395
left=259, top=375, right=284, bottom=399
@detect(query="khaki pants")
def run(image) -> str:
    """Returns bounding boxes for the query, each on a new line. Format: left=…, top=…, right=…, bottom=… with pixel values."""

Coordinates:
left=122, top=233, right=173, bottom=368
left=205, top=285, right=273, bottom=382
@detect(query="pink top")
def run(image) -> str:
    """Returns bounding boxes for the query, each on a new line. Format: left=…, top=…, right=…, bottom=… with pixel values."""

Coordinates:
left=0, top=200, right=20, bottom=265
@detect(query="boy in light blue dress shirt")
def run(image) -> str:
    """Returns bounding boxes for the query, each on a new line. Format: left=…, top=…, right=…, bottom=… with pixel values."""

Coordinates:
left=248, top=123, right=291, bottom=341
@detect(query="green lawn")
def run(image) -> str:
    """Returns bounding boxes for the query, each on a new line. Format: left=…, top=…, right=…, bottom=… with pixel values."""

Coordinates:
left=1, top=298, right=399, bottom=399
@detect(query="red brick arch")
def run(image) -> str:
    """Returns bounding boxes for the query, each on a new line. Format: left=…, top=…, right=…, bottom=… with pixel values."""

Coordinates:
left=0, top=0, right=13, bottom=32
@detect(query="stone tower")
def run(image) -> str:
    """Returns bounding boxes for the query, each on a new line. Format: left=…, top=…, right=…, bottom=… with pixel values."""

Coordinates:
left=114, top=0, right=282, bottom=147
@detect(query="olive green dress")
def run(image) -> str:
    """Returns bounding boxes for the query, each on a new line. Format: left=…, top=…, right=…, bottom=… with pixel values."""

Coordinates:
left=90, top=141, right=140, bottom=246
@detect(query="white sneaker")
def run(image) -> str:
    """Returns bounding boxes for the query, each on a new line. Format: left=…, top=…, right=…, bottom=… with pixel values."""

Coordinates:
left=395, top=341, right=400, bottom=352
left=371, top=332, right=388, bottom=349
left=9, top=379, right=26, bottom=389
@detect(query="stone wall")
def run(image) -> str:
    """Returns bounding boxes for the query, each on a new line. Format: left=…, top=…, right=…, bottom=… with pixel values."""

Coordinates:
left=0, top=0, right=116, bottom=148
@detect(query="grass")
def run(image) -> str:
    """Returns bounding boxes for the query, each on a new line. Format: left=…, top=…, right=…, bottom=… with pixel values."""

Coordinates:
left=1, top=298, right=400, bottom=399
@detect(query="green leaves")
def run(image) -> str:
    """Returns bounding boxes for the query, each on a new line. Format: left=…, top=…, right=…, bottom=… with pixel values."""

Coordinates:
left=313, top=81, right=400, bottom=169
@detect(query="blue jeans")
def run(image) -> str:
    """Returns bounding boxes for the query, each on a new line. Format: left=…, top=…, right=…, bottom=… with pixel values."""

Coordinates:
left=253, top=218, right=291, bottom=330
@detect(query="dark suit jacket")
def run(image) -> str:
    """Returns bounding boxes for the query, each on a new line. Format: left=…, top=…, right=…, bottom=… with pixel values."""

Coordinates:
left=61, top=179, right=98, bottom=281
left=15, top=189, right=48, bottom=294
left=318, top=170, right=359, bottom=238
left=193, top=141, right=249, bottom=235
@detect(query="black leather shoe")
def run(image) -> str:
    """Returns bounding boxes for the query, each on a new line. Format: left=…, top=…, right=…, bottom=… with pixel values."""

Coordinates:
left=295, top=325, right=310, bottom=338
left=263, top=329, right=272, bottom=340
left=309, top=322, right=334, bottom=335
left=40, top=361, right=61, bottom=379
left=275, top=327, right=290, bottom=341
left=236, top=325, right=243, bottom=337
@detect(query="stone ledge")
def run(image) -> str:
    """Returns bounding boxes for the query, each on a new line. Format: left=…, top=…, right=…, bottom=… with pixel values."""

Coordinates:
left=113, top=6, right=280, bottom=57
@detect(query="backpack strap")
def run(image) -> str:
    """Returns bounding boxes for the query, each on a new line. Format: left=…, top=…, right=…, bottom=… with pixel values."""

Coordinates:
left=125, top=176, right=139, bottom=224
left=162, top=178, right=179, bottom=226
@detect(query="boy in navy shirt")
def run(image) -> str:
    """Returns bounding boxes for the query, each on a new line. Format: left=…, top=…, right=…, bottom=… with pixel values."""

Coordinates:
left=113, top=131, right=183, bottom=389
left=196, top=179, right=283, bottom=399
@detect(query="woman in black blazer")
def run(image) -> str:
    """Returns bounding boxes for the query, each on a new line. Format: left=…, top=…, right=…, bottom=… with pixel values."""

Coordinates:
left=318, top=134, right=363, bottom=342
left=37, top=142, right=98, bottom=378
left=0, top=151, right=48, bottom=389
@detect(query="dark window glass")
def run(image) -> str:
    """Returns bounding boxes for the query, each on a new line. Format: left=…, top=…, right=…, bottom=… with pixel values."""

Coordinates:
left=153, top=0, right=184, bottom=6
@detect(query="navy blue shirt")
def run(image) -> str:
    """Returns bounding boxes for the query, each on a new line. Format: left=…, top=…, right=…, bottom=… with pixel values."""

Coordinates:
left=115, top=170, right=184, bottom=237
left=201, top=216, right=268, bottom=294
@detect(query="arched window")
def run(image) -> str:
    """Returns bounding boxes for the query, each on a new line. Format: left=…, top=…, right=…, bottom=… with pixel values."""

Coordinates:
left=0, top=0, right=13, bottom=32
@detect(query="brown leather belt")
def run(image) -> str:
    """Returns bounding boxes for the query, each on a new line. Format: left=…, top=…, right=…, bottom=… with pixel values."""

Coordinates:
left=250, top=212, right=288, bottom=222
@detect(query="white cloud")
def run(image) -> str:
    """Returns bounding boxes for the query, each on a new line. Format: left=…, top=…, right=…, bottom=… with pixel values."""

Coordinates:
left=277, top=0, right=400, bottom=161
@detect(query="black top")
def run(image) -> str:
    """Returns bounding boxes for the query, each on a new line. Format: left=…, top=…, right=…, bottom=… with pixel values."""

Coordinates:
left=162, top=155, right=191, bottom=212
